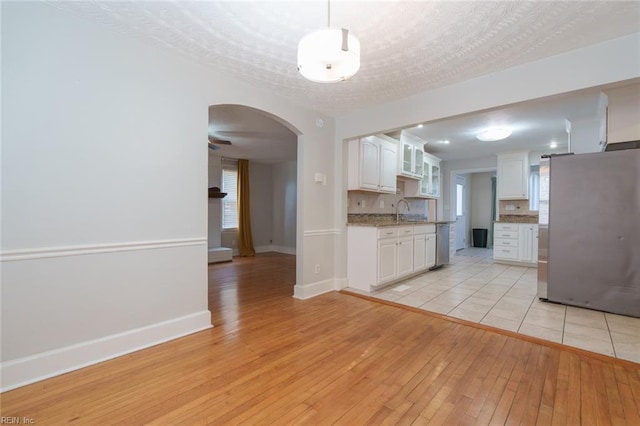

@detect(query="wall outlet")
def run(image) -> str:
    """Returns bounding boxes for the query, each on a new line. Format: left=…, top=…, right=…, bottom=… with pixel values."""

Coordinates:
left=314, top=264, right=320, bottom=274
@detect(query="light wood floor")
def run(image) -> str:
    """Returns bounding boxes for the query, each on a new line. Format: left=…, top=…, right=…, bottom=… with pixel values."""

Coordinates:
left=2, top=253, right=639, bottom=424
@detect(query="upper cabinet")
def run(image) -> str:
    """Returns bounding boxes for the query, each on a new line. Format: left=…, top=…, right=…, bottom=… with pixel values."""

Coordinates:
left=398, top=131, right=424, bottom=180
left=348, top=135, right=397, bottom=194
left=405, top=151, right=441, bottom=198
left=497, top=151, right=529, bottom=200
left=605, top=83, right=640, bottom=145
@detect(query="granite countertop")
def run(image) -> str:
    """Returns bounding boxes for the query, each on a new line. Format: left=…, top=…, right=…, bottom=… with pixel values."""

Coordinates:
left=495, top=214, right=539, bottom=224
left=347, top=214, right=454, bottom=227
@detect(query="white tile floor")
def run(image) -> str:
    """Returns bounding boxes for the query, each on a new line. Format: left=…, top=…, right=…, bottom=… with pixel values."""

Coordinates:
left=349, top=247, right=640, bottom=363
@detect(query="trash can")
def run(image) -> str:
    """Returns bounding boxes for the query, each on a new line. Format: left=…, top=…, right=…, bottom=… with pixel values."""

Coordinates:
left=473, top=228, right=488, bottom=248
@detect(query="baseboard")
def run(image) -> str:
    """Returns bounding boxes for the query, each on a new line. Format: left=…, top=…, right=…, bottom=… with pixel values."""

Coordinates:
left=255, top=245, right=296, bottom=255
left=0, top=310, right=212, bottom=392
left=293, top=278, right=336, bottom=300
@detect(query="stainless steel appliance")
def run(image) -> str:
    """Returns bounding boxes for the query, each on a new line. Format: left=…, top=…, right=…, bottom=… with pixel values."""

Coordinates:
left=537, top=149, right=640, bottom=317
left=431, top=223, right=450, bottom=270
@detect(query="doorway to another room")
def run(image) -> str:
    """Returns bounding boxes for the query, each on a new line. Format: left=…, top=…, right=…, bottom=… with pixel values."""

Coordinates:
left=455, top=175, right=467, bottom=251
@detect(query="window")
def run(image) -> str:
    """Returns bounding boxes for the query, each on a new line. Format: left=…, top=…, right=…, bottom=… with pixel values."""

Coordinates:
left=222, top=161, right=238, bottom=229
left=456, top=183, right=463, bottom=216
left=529, top=165, right=540, bottom=211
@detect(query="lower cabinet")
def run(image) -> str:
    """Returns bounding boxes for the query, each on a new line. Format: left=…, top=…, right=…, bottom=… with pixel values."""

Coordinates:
left=348, top=224, right=436, bottom=292
left=493, top=223, right=538, bottom=265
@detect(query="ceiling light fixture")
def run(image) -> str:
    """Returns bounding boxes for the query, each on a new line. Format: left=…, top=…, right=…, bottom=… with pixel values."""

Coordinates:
left=476, top=127, right=512, bottom=142
left=550, top=141, right=558, bottom=149
left=297, top=0, right=360, bottom=83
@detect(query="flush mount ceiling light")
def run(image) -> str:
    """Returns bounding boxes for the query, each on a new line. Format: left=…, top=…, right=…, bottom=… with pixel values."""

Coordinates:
left=476, top=127, right=512, bottom=142
left=550, top=141, right=558, bottom=148
left=297, top=0, right=360, bottom=83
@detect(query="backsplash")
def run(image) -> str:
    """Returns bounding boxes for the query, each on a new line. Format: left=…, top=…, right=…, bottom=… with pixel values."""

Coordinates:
left=347, top=181, right=434, bottom=219
left=498, top=199, right=538, bottom=217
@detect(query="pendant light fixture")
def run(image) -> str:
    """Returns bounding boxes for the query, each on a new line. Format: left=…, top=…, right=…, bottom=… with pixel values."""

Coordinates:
left=297, top=0, right=360, bottom=83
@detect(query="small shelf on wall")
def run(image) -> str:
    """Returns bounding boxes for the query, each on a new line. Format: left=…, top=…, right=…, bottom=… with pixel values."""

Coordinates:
left=208, top=187, right=227, bottom=199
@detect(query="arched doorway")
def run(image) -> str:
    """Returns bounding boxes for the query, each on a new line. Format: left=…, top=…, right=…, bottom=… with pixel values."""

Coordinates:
left=206, top=104, right=302, bottom=314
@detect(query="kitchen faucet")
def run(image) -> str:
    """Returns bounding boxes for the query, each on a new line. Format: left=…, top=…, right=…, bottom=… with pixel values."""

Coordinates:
left=396, top=199, right=410, bottom=223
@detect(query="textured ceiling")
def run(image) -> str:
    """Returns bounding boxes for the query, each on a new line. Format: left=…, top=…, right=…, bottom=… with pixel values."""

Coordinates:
left=48, top=1, right=640, bottom=117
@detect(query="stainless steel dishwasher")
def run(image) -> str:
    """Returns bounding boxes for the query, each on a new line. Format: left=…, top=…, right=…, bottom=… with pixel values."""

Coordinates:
left=430, top=223, right=450, bottom=270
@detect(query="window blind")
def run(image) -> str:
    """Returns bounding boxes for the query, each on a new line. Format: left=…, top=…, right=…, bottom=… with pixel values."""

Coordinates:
left=222, top=160, right=238, bottom=229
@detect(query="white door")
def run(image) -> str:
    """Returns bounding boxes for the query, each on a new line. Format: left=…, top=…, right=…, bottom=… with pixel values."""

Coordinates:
left=455, top=175, right=467, bottom=250
left=397, top=237, right=414, bottom=277
left=377, top=239, right=397, bottom=284
left=413, top=234, right=427, bottom=272
left=359, top=138, right=380, bottom=191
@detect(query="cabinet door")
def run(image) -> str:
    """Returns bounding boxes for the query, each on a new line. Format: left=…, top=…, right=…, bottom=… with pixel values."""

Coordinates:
left=401, top=142, right=413, bottom=175
left=519, top=224, right=532, bottom=262
left=360, top=138, right=381, bottom=191
left=426, top=234, right=436, bottom=268
left=379, top=139, right=398, bottom=193
left=420, top=158, right=430, bottom=195
left=413, top=234, right=427, bottom=272
left=531, top=225, right=539, bottom=263
left=497, top=152, right=529, bottom=199
left=397, top=237, right=414, bottom=277
left=414, top=148, right=424, bottom=176
left=378, top=239, right=397, bottom=284
left=431, top=162, right=440, bottom=197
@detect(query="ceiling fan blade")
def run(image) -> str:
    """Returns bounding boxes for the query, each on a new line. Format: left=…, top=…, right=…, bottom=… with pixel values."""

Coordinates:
left=207, top=135, right=232, bottom=145
left=207, top=142, right=220, bottom=150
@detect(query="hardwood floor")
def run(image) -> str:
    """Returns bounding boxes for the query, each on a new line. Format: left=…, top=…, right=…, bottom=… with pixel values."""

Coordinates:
left=2, top=252, right=639, bottom=424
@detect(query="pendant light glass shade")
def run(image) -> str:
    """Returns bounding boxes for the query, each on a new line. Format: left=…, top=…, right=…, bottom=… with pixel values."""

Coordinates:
left=297, top=28, right=360, bottom=83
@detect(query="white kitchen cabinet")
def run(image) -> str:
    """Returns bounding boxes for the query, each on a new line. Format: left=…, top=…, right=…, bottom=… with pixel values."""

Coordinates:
left=398, top=131, right=425, bottom=179
left=412, top=224, right=436, bottom=272
left=347, top=224, right=436, bottom=292
left=405, top=152, right=441, bottom=199
left=348, top=135, right=397, bottom=193
left=425, top=153, right=441, bottom=198
left=519, top=224, right=539, bottom=263
left=497, top=151, right=529, bottom=200
left=493, top=223, right=538, bottom=265
left=397, top=236, right=414, bottom=278
left=413, top=234, right=427, bottom=271
left=378, top=238, right=398, bottom=284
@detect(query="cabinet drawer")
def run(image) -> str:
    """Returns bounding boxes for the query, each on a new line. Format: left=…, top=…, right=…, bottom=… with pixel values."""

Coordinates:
left=494, top=238, right=518, bottom=247
left=494, top=246, right=519, bottom=260
left=495, top=223, right=519, bottom=232
left=413, top=224, right=436, bottom=234
left=378, top=228, right=398, bottom=239
left=494, top=230, right=518, bottom=239
left=398, top=226, right=414, bottom=237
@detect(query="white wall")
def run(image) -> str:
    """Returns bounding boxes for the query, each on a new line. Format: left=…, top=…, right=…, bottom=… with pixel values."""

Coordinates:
left=272, top=161, right=297, bottom=252
left=1, top=2, right=336, bottom=390
left=571, top=117, right=602, bottom=154
left=249, top=162, right=275, bottom=250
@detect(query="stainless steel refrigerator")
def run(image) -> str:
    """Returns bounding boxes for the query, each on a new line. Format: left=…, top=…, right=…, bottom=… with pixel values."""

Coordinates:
left=537, top=148, right=640, bottom=317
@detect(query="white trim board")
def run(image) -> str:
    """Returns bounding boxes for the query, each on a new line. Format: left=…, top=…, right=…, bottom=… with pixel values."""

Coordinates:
left=1, top=238, right=207, bottom=262
left=293, top=278, right=336, bottom=300
left=0, top=310, right=212, bottom=392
